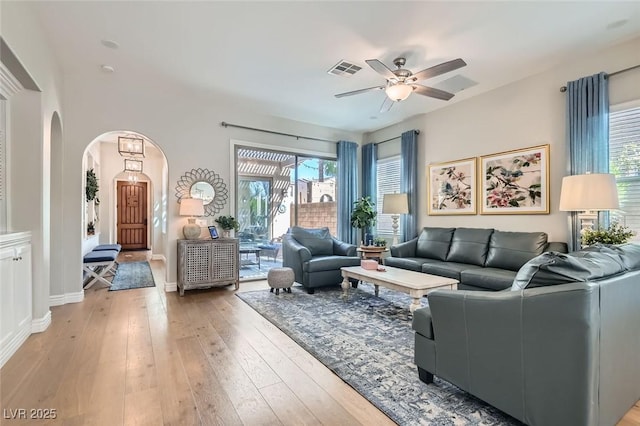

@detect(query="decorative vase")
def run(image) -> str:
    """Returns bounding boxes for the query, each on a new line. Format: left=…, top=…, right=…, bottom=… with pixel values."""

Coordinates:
left=222, top=229, right=231, bottom=238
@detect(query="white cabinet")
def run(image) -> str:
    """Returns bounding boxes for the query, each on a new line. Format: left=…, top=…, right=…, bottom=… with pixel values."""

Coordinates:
left=0, top=232, right=32, bottom=369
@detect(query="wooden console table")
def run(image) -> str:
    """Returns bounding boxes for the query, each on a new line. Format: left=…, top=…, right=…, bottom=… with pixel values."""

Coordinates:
left=177, top=238, right=239, bottom=296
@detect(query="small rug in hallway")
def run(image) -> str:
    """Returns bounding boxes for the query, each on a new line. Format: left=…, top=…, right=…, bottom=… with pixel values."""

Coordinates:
left=237, top=284, right=521, bottom=426
left=109, top=261, right=156, bottom=291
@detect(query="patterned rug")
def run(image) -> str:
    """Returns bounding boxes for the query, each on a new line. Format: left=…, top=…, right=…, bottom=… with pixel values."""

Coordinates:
left=237, top=283, right=521, bottom=425
left=109, top=261, right=156, bottom=291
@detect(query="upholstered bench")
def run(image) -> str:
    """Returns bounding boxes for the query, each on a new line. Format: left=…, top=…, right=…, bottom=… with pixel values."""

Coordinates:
left=83, top=249, right=119, bottom=288
left=93, top=243, right=122, bottom=252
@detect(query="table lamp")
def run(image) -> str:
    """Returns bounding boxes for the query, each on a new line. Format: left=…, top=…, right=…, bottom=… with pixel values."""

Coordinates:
left=180, top=198, right=204, bottom=239
left=559, top=173, right=619, bottom=232
left=383, top=193, right=409, bottom=246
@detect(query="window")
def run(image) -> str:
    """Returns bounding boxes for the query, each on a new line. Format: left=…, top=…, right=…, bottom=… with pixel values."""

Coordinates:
left=609, top=102, right=640, bottom=241
left=376, top=156, right=402, bottom=235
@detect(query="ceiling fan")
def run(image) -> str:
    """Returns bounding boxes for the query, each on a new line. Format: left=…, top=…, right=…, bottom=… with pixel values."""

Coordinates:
left=335, top=57, right=467, bottom=113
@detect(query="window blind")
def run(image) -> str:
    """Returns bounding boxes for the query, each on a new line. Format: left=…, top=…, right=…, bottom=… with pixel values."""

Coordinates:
left=610, top=105, right=640, bottom=240
left=376, top=156, right=401, bottom=235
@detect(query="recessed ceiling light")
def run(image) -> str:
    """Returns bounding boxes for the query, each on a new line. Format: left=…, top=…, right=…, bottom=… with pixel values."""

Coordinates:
left=101, top=39, right=119, bottom=49
left=606, top=19, right=628, bottom=30
left=101, top=64, right=115, bottom=73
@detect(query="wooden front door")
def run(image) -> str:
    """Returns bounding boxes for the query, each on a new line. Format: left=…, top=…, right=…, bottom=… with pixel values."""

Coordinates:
left=117, top=181, right=148, bottom=250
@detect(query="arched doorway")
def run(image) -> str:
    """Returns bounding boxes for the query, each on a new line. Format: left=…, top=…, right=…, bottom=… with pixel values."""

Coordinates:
left=81, top=131, right=169, bottom=262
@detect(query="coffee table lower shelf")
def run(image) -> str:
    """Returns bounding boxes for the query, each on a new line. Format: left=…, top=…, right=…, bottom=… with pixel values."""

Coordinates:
left=340, top=266, right=458, bottom=313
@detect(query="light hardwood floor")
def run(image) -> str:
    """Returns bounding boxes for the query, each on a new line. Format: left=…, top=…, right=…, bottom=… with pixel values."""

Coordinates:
left=1, top=257, right=639, bottom=425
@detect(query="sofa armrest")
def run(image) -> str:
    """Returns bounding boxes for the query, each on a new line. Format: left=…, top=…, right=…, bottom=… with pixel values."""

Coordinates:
left=282, top=235, right=312, bottom=284
left=332, top=238, right=357, bottom=256
left=390, top=237, right=418, bottom=257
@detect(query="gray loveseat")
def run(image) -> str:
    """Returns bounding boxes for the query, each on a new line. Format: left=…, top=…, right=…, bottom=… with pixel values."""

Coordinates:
left=413, top=243, right=640, bottom=425
left=385, top=227, right=568, bottom=291
left=282, top=227, right=361, bottom=294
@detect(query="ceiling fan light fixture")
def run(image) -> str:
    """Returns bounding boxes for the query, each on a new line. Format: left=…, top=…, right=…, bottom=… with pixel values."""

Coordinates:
left=385, top=83, right=413, bottom=102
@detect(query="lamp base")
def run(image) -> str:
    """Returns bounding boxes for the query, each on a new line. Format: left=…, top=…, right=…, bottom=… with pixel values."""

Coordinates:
left=391, top=214, right=400, bottom=247
left=183, top=218, right=201, bottom=240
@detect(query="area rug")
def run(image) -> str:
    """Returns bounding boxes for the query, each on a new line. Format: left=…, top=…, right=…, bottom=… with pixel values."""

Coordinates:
left=109, top=261, right=156, bottom=291
left=237, top=284, right=520, bottom=425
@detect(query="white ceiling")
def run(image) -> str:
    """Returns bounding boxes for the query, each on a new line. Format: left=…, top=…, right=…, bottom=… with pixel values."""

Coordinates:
left=29, top=1, right=640, bottom=133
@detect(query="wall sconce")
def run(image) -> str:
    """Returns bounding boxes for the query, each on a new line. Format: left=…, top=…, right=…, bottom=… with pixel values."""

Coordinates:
left=118, top=136, right=145, bottom=157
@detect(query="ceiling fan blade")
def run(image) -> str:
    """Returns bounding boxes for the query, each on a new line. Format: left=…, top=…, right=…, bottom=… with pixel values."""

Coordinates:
left=335, top=86, right=385, bottom=98
left=365, top=59, right=398, bottom=81
left=407, top=58, right=467, bottom=83
left=412, top=84, right=455, bottom=101
left=379, top=96, right=394, bottom=113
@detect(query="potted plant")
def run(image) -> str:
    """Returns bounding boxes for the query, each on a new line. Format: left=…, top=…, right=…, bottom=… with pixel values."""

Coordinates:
left=581, top=221, right=636, bottom=246
left=350, top=196, right=377, bottom=245
left=86, top=169, right=99, bottom=202
left=215, top=215, right=239, bottom=238
left=373, top=236, right=387, bottom=247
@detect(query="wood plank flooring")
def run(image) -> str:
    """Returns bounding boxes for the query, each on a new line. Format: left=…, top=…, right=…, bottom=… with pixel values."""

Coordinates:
left=1, top=257, right=639, bottom=425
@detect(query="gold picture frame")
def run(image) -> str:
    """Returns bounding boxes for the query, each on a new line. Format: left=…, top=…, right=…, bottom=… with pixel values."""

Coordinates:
left=479, top=144, right=550, bottom=215
left=427, top=157, right=477, bottom=215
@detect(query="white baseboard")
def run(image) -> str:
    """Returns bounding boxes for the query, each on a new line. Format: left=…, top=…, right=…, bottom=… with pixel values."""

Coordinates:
left=151, top=254, right=166, bottom=263
left=49, top=291, right=84, bottom=307
left=165, top=281, right=177, bottom=292
left=0, top=316, right=31, bottom=369
left=31, top=310, right=51, bottom=333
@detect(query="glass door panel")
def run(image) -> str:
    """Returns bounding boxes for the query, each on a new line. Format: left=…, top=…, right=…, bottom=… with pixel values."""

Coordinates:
left=294, top=157, right=338, bottom=235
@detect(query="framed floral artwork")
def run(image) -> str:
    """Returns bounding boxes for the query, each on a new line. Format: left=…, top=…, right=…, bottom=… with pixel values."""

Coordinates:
left=480, top=144, right=550, bottom=215
left=427, top=157, right=477, bottom=215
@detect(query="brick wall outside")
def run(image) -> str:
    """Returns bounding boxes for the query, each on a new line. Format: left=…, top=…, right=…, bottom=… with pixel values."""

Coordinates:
left=293, top=202, right=337, bottom=236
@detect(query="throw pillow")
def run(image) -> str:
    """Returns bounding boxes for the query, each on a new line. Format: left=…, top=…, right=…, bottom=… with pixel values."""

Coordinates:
left=291, top=227, right=333, bottom=256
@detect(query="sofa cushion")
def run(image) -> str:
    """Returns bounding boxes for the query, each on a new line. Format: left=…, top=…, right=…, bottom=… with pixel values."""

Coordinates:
left=460, top=267, right=517, bottom=291
left=412, top=307, right=434, bottom=339
left=446, top=228, right=494, bottom=266
left=422, top=261, right=483, bottom=280
left=511, top=251, right=626, bottom=290
left=415, top=227, right=455, bottom=261
left=385, top=257, right=440, bottom=272
left=485, top=231, right=548, bottom=271
left=585, top=243, right=640, bottom=270
left=303, top=255, right=361, bottom=273
left=291, top=227, right=333, bottom=256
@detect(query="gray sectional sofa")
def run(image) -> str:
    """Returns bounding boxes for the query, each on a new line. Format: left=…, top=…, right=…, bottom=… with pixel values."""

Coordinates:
left=385, top=227, right=568, bottom=291
left=413, top=243, right=640, bottom=426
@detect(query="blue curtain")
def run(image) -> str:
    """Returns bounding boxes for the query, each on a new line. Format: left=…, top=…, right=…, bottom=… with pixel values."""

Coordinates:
left=400, top=130, right=419, bottom=242
left=337, top=140, right=358, bottom=244
left=566, top=72, right=609, bottom=251
left=362, top=143, right=378, bottom=238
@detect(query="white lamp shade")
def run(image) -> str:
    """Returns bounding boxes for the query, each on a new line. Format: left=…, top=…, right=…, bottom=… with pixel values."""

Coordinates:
left=559, top=173, right=619, bottom=211
left=179, top=198, right=204, bottom=216
left=383, top=193, right=409, bottom=214
left=385, top=84, right=413, bottom=102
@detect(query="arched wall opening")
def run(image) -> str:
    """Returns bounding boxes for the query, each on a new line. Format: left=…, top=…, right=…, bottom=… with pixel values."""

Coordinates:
left=80, top=131, right=169, bottom=284
left=49, top=112, right=64, bottom=299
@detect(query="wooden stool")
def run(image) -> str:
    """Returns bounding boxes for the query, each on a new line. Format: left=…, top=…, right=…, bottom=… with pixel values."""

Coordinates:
left=268, top=267, right=294, bottom=295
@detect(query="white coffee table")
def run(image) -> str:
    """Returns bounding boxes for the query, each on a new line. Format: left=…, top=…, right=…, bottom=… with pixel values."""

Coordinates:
left=340, top=265, right=458, bottom=313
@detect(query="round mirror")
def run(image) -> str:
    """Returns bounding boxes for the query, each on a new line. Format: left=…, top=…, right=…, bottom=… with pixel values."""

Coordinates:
left=190, top=181, right=215, bottom=205
left=175, top=168, right=228, bottom=216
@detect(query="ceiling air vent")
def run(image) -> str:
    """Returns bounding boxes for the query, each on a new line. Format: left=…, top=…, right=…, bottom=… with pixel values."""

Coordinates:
left=327, top=60, right=362, bottom=77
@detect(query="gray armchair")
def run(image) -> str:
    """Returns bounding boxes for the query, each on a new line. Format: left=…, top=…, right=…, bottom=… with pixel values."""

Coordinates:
left=282, top=227, right=361, bottom=294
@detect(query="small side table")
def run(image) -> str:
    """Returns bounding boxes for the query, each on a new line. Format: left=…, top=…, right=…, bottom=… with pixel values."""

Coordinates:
left=357, top=246, right=388, bottom=264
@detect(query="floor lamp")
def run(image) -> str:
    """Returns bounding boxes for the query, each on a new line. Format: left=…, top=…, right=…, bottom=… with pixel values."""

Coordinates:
left=383, top=193, right=408, bottom=247
left=559, top=173, right=619, bottom=243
